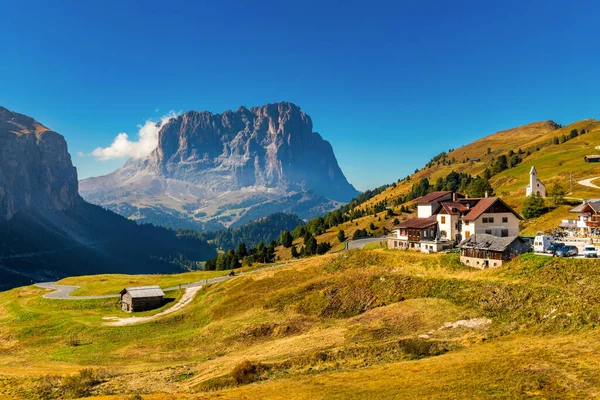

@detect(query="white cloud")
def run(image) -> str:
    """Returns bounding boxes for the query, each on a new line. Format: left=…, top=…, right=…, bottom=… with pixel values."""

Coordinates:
left=76, top=151, right=86, bottom=157
left=91, top=111, right=178, bottom=161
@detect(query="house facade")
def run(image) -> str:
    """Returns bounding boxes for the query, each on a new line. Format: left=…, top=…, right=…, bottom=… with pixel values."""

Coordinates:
left=120, top=285, right=165, bottom=312
left=388, top=191, right=522, bottom=253
left=569, top=200, right=600, bottom=236
left=526, top=166, right=546, bottom=197
left=459, top=234, right=531, bottom=268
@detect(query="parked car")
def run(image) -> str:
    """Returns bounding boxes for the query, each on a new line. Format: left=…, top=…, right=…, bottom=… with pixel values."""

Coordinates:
left=584, top=245, right=598, bottom=258
left=555, top=245, right=579, bottom=257
left=545, top=242, right=565, bottom=255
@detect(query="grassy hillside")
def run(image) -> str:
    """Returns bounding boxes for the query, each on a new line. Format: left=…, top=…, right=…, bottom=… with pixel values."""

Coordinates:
left=3, top=249, right=600, bottom=398
left=286, top=118, right=600, bottom=255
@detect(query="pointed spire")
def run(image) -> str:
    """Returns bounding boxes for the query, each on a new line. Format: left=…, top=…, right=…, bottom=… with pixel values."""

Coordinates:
left=530, top=166, right=537, bottom=175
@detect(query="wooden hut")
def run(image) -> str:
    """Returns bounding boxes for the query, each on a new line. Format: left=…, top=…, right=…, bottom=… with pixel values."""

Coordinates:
left=459, top=234, right=531, bottom=269
left=120, top=285, right=165, bottom=312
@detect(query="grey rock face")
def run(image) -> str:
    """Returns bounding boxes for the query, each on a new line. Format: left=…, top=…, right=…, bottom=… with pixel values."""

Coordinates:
left=0, top=107, right=79, bottom=220
left=80, top=102, right=358, bottom=229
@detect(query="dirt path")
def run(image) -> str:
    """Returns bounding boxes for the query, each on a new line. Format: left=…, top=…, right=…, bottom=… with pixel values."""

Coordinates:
left=578, top=177, right=600, bottom=190
left=103, top=285, right=202, bottom=326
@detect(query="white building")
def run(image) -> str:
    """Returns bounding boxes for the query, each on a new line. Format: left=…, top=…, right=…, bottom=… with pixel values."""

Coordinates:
left=388, top=191, right=523, bottom=253
left=526, top=166, right=546, bottom=197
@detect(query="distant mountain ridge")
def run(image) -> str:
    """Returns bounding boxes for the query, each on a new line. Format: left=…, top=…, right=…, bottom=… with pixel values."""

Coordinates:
left=0, top=107, right=216, bottom=291
left=80, top=102, right=358, bottom=230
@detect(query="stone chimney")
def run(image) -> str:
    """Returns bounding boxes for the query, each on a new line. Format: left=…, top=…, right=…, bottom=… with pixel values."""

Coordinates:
left=485, top=191, right=489, bottom=198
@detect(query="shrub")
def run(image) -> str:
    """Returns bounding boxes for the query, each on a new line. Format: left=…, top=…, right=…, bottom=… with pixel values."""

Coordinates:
left=60, top=368, right=110, bottom=398
left=231, top=360, right=267, bottom=385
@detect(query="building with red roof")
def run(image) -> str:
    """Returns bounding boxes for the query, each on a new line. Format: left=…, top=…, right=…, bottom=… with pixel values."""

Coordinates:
left=388, top=191, right=522, bottom=255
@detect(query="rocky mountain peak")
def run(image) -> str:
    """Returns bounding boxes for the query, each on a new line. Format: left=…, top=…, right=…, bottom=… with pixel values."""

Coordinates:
left=80, top=102, right=358, bottom=230
left=0, top=106, right=79, bottom=220
left=145, top=102, right=356, bottom=201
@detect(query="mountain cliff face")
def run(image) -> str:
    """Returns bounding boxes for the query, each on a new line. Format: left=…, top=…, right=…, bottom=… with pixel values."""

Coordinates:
left=0, top=107, right=79, bottom=220
left=80, top=102, right=358, bottom=230
left=0, top=107, right=216, bottom=291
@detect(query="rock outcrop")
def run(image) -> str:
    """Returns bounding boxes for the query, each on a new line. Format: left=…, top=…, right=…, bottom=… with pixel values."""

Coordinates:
left=0, top=106, right=216, bottom=291
left=80, top=102, right=358, bottom=229
left=0, top=107, right=79, bottom=220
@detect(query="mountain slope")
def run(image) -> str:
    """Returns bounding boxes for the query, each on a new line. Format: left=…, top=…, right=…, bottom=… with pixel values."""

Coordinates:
left=80, top=102, right=357, bottom=230
left=0, top=106, right=216, bottom=291
left=275, top=118, right=600, bottom=257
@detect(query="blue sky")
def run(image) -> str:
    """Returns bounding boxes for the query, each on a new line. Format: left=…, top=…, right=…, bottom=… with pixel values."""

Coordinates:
left=1, top=0, right=599, bottom=191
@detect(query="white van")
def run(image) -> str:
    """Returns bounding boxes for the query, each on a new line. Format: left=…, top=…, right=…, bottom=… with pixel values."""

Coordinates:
left=534, top=234, right=554, bottom=253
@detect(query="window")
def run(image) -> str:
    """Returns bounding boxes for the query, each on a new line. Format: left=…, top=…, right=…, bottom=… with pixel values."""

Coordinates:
left=464, top=221, right=469, bottom=226
left=489, top=217, right=494, bottom=223
left=483, top=217, right=494, bottom=223
left=502, top=217, right=508, bottom=223
left=440, top=230, right=447, bottom=238
left=485, top=230, right=492, bottom=234
left=501, top=229, right=509, bottom=237
left=441, top=216, right=446, bottom=224
left=465, top=231, right=471, bottom=238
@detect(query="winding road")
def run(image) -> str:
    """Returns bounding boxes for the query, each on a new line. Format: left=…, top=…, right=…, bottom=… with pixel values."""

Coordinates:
left=34, top=261, right=297, bottom=300
left=34, top=261, right=300, bottom=326
left=345, top=236, right=388, bottom=250
left=578, top=177, right=600, bottom=190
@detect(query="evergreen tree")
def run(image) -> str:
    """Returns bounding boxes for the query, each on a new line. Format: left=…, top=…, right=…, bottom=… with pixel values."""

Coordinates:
left=279, top=230, right=293, bottom=248
left=237, top=243, right=248, bottom=258
left=493, top=154, right=509, bottom=174
left=304, top=234, right=318, bottom=256
left=548, top=182, right=567, bottom=205
left=466, top=177, right=494, bottom=198
left=483, top=168, right=492, bottom=181
left=523, top=193, right=546, bottom=218
left=570, top=129, right=579, bottom=139
left=561, top=134, right=567, bottom=143
left=291, top=245, right=299, bottom=258
left=337, top=230, right=346, bottom=242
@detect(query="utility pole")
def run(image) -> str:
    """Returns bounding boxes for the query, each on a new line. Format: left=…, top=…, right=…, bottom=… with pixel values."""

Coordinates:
left=570, top=172, right=573, bottom=195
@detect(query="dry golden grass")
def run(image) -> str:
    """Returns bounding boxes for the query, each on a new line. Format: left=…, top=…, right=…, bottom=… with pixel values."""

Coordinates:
left=4, top=250, right=600, bottom=398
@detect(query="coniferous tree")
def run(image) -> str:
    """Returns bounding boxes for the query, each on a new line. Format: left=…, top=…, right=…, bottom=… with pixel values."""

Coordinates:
left=291, top=245, right=299, bottom=258
left=279, top=230, right=293, bottom=248
left=523, top=193, right=546, bottom=218
left=548, top=182, right=567, bottom=205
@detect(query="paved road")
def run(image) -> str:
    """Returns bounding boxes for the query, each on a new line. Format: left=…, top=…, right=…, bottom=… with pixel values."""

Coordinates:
left=345, top=237, right=388, bottom=250
left=35, top=260, right=298, bottom=300
left=578, top=177, right=600, bottom=190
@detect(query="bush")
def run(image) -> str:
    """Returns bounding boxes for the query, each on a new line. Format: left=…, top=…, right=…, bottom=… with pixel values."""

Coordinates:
left=231, top=360, right=267, bottom=385
left=60, top=368, right=110, bottom=398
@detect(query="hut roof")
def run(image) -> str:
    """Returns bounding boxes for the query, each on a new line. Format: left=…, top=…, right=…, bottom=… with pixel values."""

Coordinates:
left=120, top=285, right=165, bottom=298
left=459, top=234, right=524, bottom=252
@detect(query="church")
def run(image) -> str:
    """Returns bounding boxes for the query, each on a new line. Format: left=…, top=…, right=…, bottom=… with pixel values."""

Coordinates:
left=526, top=166, right=546, bottom=197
